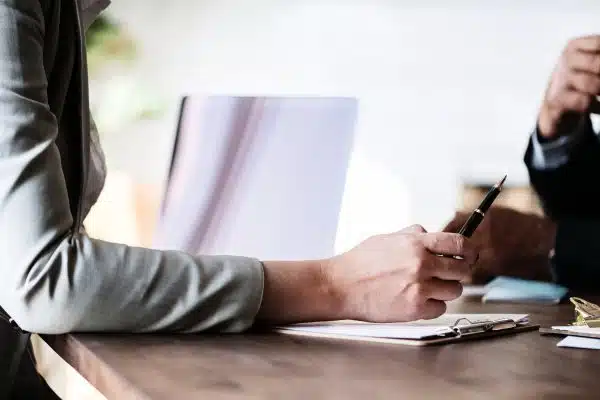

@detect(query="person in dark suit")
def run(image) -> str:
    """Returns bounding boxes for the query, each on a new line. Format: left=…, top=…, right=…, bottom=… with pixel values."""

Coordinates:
left=524, top=35, right=600, bottom=289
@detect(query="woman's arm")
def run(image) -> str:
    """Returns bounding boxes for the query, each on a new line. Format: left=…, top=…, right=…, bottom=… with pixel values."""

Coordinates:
left=0, top=0, right=480, bottom=334
left=0, top=0, right=265, bottom=334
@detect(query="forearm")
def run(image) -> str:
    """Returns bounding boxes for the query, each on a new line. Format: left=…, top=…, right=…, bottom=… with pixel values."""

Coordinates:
left=3, top=232, right=265, bottom=334
left=256, top=259, right=343, bottom=324
left=0, top=0, right=264, bottom=335
left=525, top=117, right=600, bottom=219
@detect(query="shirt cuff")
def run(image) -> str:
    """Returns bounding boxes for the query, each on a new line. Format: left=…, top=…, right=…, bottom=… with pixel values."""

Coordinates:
left=530, top=129, right=574, bottom=170
left=529, top=116, right=594, bottom=170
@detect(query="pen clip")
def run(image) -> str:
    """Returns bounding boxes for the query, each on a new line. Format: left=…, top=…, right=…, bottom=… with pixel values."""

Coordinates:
left=450, top=318, right=517, bottom=337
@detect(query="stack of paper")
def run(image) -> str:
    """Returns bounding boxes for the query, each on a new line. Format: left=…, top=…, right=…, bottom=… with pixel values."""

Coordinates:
left=276, top=314, right=532, bottom=346
left=557, top=336, right=600, bottom=350
left=550, top=326, right=600, bottom=350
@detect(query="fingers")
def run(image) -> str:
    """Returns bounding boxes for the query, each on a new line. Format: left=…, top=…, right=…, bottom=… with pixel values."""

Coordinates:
left=411, top=281, right=460, bottom=320
left=571, top=35, right=600, bottom=53
left=421, top=232, right=478, bottom=265
left=420, top=299, right=447, bottom=320
left=418, top=232, right=478, bottom=281
left=428, top=255, right=472, bottom=281
left=567, top=71, right=600, bottom=95
left=554, top=37, right=600, bottom=109
left=422, top=278, right=463, bottom=301
left=541, top=35, right=600, bottom=138
left=404, top=280, right=460, bottom=321
left=567, top=51, right=600, bottom=75
left=555, top=88, right=593, bottom=113
left=562, top=67, right=600, bottom=114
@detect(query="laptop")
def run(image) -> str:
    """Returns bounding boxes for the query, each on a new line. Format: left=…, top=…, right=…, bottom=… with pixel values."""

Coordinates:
left=153, top=95, right=358, bottom=261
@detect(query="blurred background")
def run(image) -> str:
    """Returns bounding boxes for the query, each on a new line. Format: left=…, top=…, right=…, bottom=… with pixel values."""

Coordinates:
left=83, top=0, right=600, bottom=255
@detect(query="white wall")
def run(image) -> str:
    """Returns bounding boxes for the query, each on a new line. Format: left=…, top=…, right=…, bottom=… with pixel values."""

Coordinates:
left=97, top=0, right=600, bottom=251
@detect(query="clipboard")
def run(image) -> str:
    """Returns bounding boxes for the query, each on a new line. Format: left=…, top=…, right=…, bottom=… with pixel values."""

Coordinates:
left=275, top=314, right=539, bottom=347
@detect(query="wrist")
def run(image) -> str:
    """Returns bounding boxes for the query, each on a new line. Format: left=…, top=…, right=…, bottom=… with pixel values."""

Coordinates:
left=319, top=256, right=349, bottom=320
left=537, top=106, right=560, bottom=141
left=538, top=106, right=588, bottom=142
left=256, top=258, right=345, bottom=324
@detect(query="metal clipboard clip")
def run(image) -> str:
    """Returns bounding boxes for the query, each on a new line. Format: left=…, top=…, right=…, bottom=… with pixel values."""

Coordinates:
left=450, top=317, right=518, bottom=337
left=570, top=297, right=600, bottom=328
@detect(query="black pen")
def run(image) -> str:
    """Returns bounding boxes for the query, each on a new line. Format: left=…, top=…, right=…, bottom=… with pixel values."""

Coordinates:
left=458, top=174, right=506, bottom=238
left=437, top=175, right=506, bottom=260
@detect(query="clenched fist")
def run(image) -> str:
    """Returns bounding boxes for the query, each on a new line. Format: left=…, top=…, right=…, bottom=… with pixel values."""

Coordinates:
left=539, top=35, right=600, bottom=139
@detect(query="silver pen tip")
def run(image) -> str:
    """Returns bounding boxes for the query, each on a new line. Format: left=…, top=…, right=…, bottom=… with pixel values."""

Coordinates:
left=496, top=174, right=507, bottom=189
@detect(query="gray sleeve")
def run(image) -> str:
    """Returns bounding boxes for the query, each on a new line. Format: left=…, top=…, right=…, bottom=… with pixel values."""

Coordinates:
left=529, top=118, right=592, bottom=170
left=0, top=0, right=264, bottom=335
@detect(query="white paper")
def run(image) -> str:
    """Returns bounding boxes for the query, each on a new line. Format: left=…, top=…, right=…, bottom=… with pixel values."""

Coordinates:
left=557, top=336, right=600, bottom=350
left=280, top=314, right=529, bottom=340
left=551, top=326, right=600, bottom=335
left=281, top=323, right=454, bottom=339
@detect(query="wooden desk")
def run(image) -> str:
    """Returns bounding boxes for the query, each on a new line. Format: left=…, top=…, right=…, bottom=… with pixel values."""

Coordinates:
left=41, top=296, right=600, bottom=399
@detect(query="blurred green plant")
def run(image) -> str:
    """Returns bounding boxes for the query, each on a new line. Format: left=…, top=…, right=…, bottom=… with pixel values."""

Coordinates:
left=86, top=15, right=137, bottom=74
left=85, top=15, right=167, bottom=130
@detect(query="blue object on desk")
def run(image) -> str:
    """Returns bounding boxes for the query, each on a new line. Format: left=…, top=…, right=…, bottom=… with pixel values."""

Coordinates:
left=482, top=276, right=568, bottom=305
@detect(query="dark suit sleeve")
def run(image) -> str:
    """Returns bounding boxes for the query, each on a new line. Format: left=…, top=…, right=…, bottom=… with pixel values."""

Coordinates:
left=525, top=116, right=600, bottom=220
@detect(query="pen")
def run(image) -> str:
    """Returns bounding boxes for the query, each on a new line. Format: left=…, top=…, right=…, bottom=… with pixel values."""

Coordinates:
left=437, top=175, right=506, bottom=260
left=458, top=174, right=506, bottom=238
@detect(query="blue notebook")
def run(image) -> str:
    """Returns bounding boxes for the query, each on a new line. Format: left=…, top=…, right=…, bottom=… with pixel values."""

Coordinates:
left=482, top=276, right=568, bottom=305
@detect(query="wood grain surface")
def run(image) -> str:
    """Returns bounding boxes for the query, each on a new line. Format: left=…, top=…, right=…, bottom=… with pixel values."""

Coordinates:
left=44, top=296, right=600, bottom=399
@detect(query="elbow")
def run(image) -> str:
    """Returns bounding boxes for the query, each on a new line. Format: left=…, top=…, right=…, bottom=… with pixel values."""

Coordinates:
left=3, top=245, right=84, bottom=335
left=6, top=299, right=78, bottom=335
left=5, top=289, right=80, bottom=334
